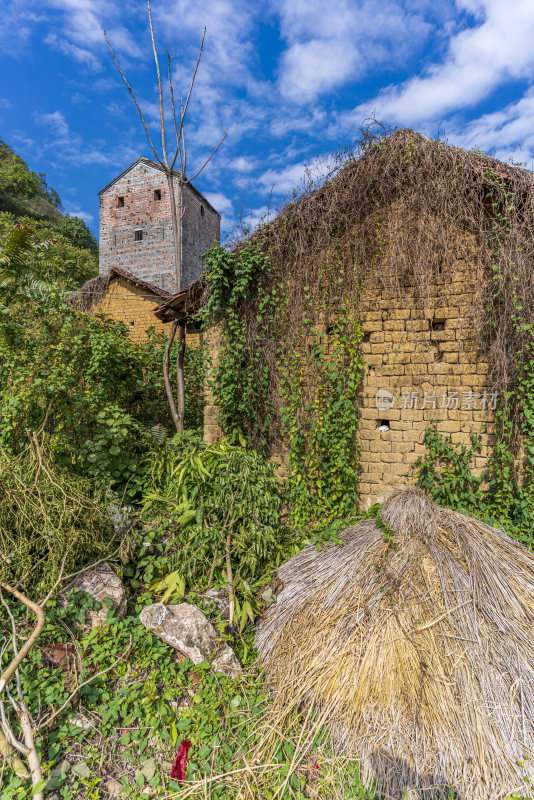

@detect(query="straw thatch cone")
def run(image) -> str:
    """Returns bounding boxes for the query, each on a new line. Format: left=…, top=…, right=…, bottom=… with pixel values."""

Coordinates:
left=256, top=489, right=534, bottom=800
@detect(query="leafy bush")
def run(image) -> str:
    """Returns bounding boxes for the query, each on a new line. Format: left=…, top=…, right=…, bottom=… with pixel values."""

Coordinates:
left=136, top=434, right=296, bottom=630
left=0, top=212, right=97, bottom=290
left=413, top=422, right=534, bottom=550
left=412, top=422, right=484, bottom=515
left=0, top=293, right=204, bottom=502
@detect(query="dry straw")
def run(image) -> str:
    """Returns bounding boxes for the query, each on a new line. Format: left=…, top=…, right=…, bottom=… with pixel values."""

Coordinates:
left=257, top=489, right=534, bottom=799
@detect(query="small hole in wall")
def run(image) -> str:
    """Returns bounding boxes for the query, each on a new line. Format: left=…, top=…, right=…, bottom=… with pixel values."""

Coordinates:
left=326, top=325, right=336, bottom=335
left=129, top=321, right=135, bottom=326
left=431, top=318, right=445, bottom=332
left=154, top=189, right=162, bottom=201
left=117, top=196, right=124, bottom=207
left=377, top=420, right=390, bottom=432
left=362, top=332, right=371, bottom=343
left=200, top=204, right=205, bottom=216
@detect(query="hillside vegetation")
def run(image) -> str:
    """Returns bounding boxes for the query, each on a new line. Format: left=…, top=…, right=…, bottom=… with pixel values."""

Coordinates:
left=0, top=139, right=97, bottom=289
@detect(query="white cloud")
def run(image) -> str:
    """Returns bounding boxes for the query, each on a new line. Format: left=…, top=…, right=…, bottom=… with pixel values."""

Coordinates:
left=203, top=191, right=233, bottom=216
left=202, top=190, right=235, bottom=232
left=256, top=161, right=309, bottom=196
left=38, top=110, right=70, bottom=137
left=273, top=0, right=438, bottom=103
left=279, top=39, right=362, bottom=102
left=63, top=203, right=94, bottom=225
left=339, top=0, right=534, bottom=128
left=34, top=108, right=139, bottom=168
left=448, top=87, right=534, bottom=164
left=227, top=156, right=256, bottom=174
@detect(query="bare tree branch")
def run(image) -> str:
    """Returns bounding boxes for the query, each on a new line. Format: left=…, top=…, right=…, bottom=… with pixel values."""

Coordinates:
left=104, top=30, right=164, bottom=168
left=168, top=50, right=182, bottom=172
left=164, top=319, right=180, bottom=432
left=187, top=130, right=227, bottom=183
left=176, top=322, right=186, bottom=433
left=179, top=28, right=206, bottom=141
left=0, top=585, right=45, bottom=694
left=147, top=0, right=169, bottom=166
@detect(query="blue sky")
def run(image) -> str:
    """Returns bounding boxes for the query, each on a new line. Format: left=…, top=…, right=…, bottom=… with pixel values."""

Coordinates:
left=2, top=0, right=534, bottom=239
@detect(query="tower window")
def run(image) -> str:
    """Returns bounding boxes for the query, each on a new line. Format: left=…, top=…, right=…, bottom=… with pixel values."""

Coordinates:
left=117, top=196, right=124, bottom=207
left=200, top=204, right=205, bottom=216
left=134, top=229, right=143, bottom=242
left=154, top=189, right=162, bottom=201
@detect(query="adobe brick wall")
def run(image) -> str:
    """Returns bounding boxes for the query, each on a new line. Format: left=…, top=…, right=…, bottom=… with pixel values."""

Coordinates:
left=91, top=278, right=200, bottom=347
left=203, top=228, right=497, bottom=507
left=99, top=161, right=220, bottom=293
left=355, top=231, right=493, bottom=508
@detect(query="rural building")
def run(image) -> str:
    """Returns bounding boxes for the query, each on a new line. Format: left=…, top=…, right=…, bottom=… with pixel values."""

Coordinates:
left=68, top=266, right=171, bottom=343
left=202, top=130, right=533, bottom=507
left=70, top=157, right=220, bottom=341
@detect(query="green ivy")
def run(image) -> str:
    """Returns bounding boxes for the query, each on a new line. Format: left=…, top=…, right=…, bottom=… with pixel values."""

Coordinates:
left=202, top=244, right=364, bottom=530
left=201, top=243, right=277, bottom=450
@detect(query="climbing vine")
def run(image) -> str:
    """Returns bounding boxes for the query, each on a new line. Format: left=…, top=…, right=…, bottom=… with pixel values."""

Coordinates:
left=202, top=241, right=365, bottom=529
left=202, top=129, right=534, bottom=533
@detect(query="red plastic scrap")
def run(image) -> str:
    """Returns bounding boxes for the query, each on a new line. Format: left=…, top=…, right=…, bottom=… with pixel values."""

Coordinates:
left=171, top=739, right=192, bottom=783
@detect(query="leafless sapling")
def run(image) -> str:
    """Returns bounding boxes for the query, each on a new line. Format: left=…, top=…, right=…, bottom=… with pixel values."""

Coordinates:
left=105, top=1, right=226, bottom=432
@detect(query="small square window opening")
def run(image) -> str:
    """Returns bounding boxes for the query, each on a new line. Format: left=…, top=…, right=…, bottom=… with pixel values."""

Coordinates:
left=134, top=229, right=143, bottom=242
left=117, top=196, right=124, bottom=207
left=431, top=318, right=445, bottom=332
left=154, top=189, right=162, bottom=201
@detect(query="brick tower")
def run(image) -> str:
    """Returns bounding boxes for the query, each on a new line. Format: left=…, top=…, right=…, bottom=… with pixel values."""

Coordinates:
left=98, top=157, right=220, bottom=293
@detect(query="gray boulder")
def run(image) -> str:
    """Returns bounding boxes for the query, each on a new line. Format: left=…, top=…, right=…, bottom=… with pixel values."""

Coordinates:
left=65, top=563, right=126, bottom=627
left=139, top=603, right=241, bottom=678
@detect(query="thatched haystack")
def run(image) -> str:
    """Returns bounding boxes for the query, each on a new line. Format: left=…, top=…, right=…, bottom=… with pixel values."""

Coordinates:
left=256, top=489, right=534, bottom=799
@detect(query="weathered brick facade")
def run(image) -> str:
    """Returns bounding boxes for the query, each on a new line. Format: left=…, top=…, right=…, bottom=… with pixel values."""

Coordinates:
left=203, top=226, right=497, bottom=508
left=92, top=277, right=170, bottom=343
left=355, top=230, right=493, bottom=507
left=99, top=158, right=220, bottom=293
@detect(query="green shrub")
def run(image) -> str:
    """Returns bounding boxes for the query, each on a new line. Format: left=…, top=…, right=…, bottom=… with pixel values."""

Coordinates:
left=134, top=434, right=296, bottom=631
left=0, top=293, right=203, bottom=502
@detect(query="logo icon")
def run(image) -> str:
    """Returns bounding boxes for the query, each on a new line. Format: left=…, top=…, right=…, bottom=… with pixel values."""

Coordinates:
left=375, top=389, right=395, bottom=411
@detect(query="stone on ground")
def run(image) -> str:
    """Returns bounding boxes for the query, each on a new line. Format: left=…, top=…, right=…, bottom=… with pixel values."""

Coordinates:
left=139, top=602, right=241, bottom=677
left=65, top=562, right=127, bottom=626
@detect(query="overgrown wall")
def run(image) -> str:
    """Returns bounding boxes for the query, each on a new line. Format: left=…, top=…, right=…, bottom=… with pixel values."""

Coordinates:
left=356, top=231, right=494, bottom=506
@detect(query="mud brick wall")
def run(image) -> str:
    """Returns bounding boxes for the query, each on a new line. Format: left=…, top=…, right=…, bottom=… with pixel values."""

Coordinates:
left=203, top=323, right=224, bottom=445
left=356, top=236, right=494, bottom=507
left=203, top=230, right=496, bottom=507
left=91, top=278, right=200, bottom=347
left=99, top=161, right=220, bottom=293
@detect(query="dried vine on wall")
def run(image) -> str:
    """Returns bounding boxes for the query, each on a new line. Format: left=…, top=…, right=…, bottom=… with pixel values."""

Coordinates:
left=202, top=127, right=534, bottom=524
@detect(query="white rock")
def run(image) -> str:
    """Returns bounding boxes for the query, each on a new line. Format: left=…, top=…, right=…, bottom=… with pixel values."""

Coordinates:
left=69, top=712, right=93, bottom=731
left=139, top=603, right=241, bottom=678
left=106, top=777, right=123, bottom=796
left=65, top=563, right=126, bottom=627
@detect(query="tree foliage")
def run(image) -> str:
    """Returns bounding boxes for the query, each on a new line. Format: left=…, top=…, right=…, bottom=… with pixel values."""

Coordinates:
left=0, top=292, right=204, bottom=502
left=0, top=140, right=97, bottom=288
